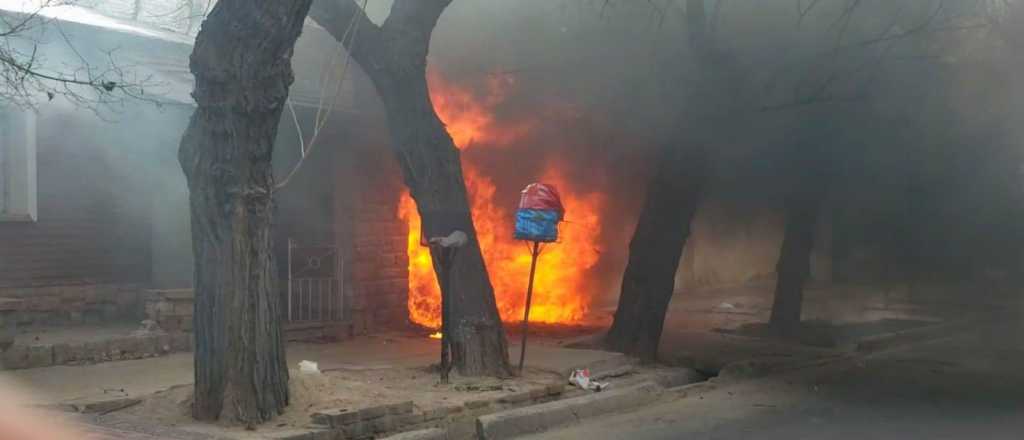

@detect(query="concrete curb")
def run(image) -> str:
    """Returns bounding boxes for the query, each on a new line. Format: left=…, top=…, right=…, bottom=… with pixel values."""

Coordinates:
left=74, top=397, right=142, bottom=414
left=28, top=397, right=143, bottom=415
left=475, top=381, right=663, bottom=440
left=712, top=320, right=985, bottom=384
left=715, top=353, right=854, bottom=382
left=854, top=319, right=976, bottom=354
left=562, top=353, right=637, bottom=378
left=261, top=428, right=337, bottom=440
left=649, top=368, right=708, bottom=388
left=667, top=379, right=718, bottom=397
left=379, top=428, right=447, bottom=440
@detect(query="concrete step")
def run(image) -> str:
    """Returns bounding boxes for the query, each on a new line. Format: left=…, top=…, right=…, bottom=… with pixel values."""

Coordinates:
left=475, top=381, right=663, bottom=440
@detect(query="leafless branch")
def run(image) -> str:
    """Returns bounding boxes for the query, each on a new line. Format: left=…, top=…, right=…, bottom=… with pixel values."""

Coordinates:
left=764, top=0, right=999, bottom=112
left=309, top=0, right=383, bottom=63
left=798, top=0, right=827, bottom=27
left=0, top=0, right=164, bottom=112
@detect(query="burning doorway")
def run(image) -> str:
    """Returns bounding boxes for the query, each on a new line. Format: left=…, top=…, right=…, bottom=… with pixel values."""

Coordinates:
left=398, top=71, right=618, bottom=331
left=325, top=67, right=649, bottom=336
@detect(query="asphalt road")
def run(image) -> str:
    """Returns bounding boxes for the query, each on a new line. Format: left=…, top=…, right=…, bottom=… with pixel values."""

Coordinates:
left=526, top=327, right=1024, bottom=440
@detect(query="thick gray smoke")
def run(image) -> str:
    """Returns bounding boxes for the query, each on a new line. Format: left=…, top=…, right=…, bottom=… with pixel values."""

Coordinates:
left=415, top=0, right=1024, bottom=307
left=20, top=0, right=1022, bottom=312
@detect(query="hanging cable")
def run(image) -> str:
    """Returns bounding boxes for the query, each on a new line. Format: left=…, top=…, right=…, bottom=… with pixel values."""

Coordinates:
left=276, top=0, right=368, bottom=191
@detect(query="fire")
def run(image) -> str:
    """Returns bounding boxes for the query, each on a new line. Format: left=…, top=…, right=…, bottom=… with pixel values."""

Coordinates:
left=398, top=71, right=605, bottom=329
left=427, top=72, right=532, bottom=149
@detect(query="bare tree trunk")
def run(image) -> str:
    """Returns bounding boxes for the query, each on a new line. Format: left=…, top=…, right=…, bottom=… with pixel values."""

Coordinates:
left=605, top=147, right=707, bottom=362
left=310, top=0, right=511, bottom=376
left=768, top=152, right=830, bottom=335
left=179, top=0, right=312, bottom=424
left=604, top=0, right=714, bottom=362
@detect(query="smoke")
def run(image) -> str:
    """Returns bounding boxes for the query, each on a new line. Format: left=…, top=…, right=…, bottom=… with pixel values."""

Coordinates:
left=403, top=0, right=1024, bottom=308
left=416, top=1, right=693, bottom=305
left=20, top=0, right=1023, bottom=316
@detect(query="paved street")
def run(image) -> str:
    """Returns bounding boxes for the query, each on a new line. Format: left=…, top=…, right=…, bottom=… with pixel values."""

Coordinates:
left=526, top=326, right=1024, bottom=440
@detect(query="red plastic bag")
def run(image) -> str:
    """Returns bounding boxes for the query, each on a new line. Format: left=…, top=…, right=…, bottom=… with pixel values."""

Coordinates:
left=518, top=183, right=564, bottom=217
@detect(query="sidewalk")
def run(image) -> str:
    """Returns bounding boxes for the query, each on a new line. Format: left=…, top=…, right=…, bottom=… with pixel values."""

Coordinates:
left=1, top=331, right=621, bottom=406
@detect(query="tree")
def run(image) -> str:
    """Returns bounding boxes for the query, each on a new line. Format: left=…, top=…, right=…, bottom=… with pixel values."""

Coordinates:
left=178, top=0, right=312, bottom=424
left=605, top=0, right=1006, bottom=356
left=309, top=0, right=511, bottom=377
left=0, top=0, right=154, bottom=109
left=763, top=0, right=1004, bottom=334
left=603, top=0, right=716, bottom=362
left=768, top=144, right=831, bottom=334
left=604, top=146, right=707, bottom=361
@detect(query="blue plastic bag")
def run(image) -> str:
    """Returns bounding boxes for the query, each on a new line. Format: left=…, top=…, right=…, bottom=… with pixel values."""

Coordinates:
left=514, top=209, right=560, bottom=242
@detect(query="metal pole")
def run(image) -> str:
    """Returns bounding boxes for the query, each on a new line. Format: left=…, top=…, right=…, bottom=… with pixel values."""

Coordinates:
left=427, top=230, right=468, bottom=384
left=436, top=246, right=454, bottom=384
left=287, top=239, right=293, bottom=322
left=338, top=253, right=345, bottom=321
left=518, top=241, right=541, bottom=374
left=318, top=279, right=324, bottom=322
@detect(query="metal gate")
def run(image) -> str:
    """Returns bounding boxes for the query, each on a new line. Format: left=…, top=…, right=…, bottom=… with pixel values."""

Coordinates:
left=287, top=239, right=344, bottom=322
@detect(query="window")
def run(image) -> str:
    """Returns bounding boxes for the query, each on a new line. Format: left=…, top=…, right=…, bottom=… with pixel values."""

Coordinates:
left=0, top=109, right=37, bottom=222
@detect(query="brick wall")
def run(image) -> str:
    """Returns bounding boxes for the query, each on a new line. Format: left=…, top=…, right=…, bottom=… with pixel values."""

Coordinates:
left=340, top=125, right=410, bottom=334
left=0, top=135, right=150, bottom=288
left=0, top=284, right=142, bottom=326
left=0, top=109, right=163, bottom=326
left=143, top=289, right=194, bottom=332
left=351, top=184, right=409, bottom=332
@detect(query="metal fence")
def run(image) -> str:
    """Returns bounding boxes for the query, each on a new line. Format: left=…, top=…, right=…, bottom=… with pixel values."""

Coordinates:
left=287, top=239, right=344, bottom=322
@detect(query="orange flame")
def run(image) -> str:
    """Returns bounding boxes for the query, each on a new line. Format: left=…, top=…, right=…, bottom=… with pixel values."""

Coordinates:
left=398, top=71, right=605, bottom=329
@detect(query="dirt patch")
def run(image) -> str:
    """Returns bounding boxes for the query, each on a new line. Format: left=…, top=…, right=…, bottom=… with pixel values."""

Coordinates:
left=117, top=364, right=562, bottom=435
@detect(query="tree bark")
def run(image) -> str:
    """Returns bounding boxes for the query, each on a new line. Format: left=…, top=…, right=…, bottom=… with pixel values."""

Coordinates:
left=604, top=147, right=707, bottom=362
left=310, top=0, right=511, bottom=377
left=768, top=153, right=830, bottom=335
left=179, top=0, right=312, bottom=424
left=603, top=0, right=714, bottom=362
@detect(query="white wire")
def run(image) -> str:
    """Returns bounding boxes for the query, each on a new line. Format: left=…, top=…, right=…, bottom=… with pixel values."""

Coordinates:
left=276, top=0, right=368, bottom=191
